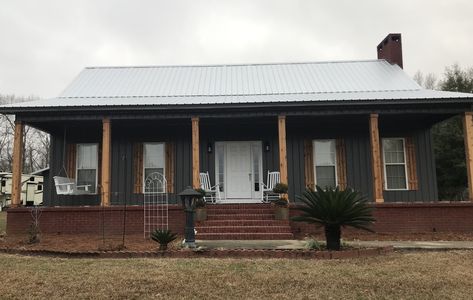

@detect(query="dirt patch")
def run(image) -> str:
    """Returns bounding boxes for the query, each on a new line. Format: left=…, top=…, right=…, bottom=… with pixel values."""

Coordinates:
left=299, top=231, right=473, bottom=241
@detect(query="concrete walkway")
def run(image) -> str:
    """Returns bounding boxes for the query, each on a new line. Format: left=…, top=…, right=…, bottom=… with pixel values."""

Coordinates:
left=196, top=240, right=473, bottom=250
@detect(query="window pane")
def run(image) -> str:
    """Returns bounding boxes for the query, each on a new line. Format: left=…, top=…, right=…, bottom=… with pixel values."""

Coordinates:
left=315, top=166, right=336, bottom=188
left=383, top=139, right=405, bottom=164
left=386, top=165, right=407, bottom=189
left=144, top=143, right=165, bottom=168
left=252, top=144, right=260, bottom=191
left=314, top=140, right=336, bottom=165
left=77, top=144, right=98, bottom=169
left=144, top=168, right=165, bottom=192
left=216, top=144, right=224, bottom=192
left=77, top=169, right=96, bottom=193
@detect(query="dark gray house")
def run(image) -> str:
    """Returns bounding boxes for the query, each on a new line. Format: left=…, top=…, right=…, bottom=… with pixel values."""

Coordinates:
left=3, top=33, right=473, bottom=238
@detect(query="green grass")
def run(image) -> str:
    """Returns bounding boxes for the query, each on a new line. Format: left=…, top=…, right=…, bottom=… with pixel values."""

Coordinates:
left=0, top=251, right=473, bottom=299
left=0, top=211, right=6, bottom=233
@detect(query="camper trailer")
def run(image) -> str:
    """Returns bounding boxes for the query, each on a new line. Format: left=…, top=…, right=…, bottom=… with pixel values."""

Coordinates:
left=0, top=172, right=43, bottom=210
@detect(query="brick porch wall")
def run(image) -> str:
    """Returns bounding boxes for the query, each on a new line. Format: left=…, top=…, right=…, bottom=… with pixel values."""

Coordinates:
left=291, top=202, right=473, bottom=236
left=6, top=202, right=473, bottom=236
left=6, top=205, right=185, bottom=235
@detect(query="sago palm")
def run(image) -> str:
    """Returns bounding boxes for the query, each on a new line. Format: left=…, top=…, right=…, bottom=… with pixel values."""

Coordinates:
left=292, top=186, right=375, bottom=251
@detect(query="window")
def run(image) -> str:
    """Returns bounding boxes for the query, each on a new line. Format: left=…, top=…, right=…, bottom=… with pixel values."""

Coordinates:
left=143, top=143, right=165, bottom=192
left=382, top=138, right=408, bottom=190
left=313, top=140, right=337, bottom=188
left=216, top=143, right=225, bottom=192
left=76, top=143, right=98, bottom=193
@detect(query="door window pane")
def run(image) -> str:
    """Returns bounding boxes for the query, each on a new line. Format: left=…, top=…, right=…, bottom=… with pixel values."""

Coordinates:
left=252, top=143, right=261, bottom=192
left=216, top=143, right=225, bottom=192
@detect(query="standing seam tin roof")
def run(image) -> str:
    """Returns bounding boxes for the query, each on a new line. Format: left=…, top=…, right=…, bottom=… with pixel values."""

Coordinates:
left=2, top=60, right=472, bottom=109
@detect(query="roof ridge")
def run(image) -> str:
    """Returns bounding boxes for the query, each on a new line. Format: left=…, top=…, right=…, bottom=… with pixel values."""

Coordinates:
left=84, top=59, right=385, bottom=70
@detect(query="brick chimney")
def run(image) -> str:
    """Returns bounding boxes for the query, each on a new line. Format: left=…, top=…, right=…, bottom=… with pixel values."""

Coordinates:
left=377, top=33, right=403, bottom=69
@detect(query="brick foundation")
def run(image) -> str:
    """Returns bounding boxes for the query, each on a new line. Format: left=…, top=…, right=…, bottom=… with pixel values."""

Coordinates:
left=6, top=202, right=473, bottom=237
left=290, top=202, right=473, bottom=236
left=6, top=205, right=185, bottom=235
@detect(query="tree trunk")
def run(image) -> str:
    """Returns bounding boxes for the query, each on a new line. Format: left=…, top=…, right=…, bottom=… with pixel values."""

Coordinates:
left=325, top=225, right=341, bottom=251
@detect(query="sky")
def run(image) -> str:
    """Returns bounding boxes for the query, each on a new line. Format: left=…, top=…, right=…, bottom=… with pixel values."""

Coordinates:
left=1, top=0, right=472, bottom=98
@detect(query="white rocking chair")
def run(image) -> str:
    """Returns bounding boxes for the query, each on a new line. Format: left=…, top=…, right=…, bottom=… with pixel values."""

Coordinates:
left=53, top=176, right=91, bottom=195
left=199, top=172, right=221, bottom=203
left=261, top=171, right=280, bottom=203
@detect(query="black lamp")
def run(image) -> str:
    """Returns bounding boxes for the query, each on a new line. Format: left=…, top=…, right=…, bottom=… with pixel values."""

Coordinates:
left=178, top=186, right=201, bottom=248
left=207, top=142, right=212, bottom=153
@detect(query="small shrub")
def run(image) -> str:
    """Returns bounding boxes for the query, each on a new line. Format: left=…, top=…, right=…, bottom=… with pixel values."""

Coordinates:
left=151, top=229, right=178, bottom=251
left=305, top=238, right=323, bottom=250
left=27, top=223, right=40, bottom=244
left=273, top=183, right=289, bottom=194
left=195, top=197, right=206, bottom=208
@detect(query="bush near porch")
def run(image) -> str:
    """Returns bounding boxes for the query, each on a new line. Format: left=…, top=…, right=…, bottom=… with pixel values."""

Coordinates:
left=1, top=252, right=473, bottom=299
left=0, top=211, right=6, bottom=234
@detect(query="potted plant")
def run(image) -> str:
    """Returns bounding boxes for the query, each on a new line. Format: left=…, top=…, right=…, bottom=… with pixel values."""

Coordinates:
left=272, top=183, right=289, bottom=220
left=194, top=188, right=207, bottom=221
left=151, top=229, right=178, bottom=251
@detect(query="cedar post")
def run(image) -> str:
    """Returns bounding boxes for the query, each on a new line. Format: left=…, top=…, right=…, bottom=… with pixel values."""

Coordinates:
left=192, top=117, right=200, bottom=189
left=11, top=120, right=24, bottom=207
left=278, top=115, right=288, bottom=194
left=463, top=112, right=473, bottom=201
left=101, top=118, right=111, bottom=206
left=369, top=114, right=384, bottom=203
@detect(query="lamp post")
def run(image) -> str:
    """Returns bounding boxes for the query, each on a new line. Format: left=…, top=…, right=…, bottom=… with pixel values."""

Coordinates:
left=178, top=186, right=201, bottom=248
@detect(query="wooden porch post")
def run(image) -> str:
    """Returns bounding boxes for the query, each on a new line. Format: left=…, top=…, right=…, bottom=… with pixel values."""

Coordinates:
left=101, top=118, right=111, bottom=206
left=192, top=117, right=200, bottom=189
left=369, top=114, right=384, bottom=203
left=278, top=115, right=288, bottom=186
left=463, top=112, right=473, bottom=201
left=11, top=120, right=24, bottom=207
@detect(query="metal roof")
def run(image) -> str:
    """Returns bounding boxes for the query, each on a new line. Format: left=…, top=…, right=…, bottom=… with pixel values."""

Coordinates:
left=3, top=60, right=473, bottom=110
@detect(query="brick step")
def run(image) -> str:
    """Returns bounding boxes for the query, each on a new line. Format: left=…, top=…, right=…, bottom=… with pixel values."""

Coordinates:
left=198, top=220, right=289, bottom=227
left=207, top=214, right=275, bottom=220
left=206, top=204, right=270, bottom=209
left=205, top=208, right=274, bottom=215
left=196, top=232, right=294, bottom=240
left=195, top=225, right=292, bottom=234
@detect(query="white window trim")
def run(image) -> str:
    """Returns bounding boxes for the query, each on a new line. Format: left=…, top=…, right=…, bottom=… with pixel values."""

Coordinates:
left=313, top=139, right=338, bottom=188
left=75, top=143, right=99, bottom=194
left=142, top=142, right=166, bottom=193
left=382, top=137, right=409, bottom=191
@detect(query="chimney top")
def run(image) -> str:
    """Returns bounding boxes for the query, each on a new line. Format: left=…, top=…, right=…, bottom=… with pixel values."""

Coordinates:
left=377, top=33, right=403, bottom=69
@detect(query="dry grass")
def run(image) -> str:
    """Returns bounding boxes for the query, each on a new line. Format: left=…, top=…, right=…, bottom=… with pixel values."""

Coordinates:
left=0, top=211, right=6, bottom=233
left=1, top=251, right=473, bottom=299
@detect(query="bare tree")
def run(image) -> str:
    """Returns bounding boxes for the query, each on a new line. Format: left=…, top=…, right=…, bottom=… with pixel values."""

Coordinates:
left=0, top=94, right=50, bottom=173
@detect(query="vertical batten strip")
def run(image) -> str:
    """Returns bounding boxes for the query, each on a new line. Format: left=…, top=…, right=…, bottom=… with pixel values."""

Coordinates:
left=463, top=112, right=473, bottom=201
left=369, top=114, right=384, bottom=203
left=101, top=118, right=111, bottom=206
left=192, top=117, right=200, bottom=189
left=11, top=120, right=24, bottom=207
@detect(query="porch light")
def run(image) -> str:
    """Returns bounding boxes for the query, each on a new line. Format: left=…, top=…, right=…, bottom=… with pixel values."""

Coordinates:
left=207, top=143, right=212, bottom=153
left=264, top=141, right=270, bottom=152
left=178, top=186, right=202, bottom=248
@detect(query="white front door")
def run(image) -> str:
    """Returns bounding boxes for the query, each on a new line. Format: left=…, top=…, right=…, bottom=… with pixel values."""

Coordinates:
left=226, top=142, right=252, bottom=199
left=215, top=141, right=263, bottom=202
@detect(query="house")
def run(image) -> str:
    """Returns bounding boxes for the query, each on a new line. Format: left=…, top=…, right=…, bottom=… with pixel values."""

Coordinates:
left=3, top=33, right=473, bottom=238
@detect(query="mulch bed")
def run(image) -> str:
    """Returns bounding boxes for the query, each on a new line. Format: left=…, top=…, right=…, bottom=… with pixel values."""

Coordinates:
left=0, top=233, right=393, bottom=259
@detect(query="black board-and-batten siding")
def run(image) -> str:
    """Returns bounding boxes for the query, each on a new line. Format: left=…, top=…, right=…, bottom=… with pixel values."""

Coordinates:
left=42, top=119, right=438, bottom=206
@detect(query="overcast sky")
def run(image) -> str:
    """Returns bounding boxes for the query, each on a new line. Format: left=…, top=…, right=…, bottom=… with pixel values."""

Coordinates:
left=1, top=0, right=472, bottom=98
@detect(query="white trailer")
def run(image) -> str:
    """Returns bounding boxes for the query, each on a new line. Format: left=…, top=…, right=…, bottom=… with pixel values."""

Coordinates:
left=0, top=172, right=43, bottom=210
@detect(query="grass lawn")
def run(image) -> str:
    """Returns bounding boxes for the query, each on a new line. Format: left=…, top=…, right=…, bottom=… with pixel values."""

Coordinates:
left=0, top=211, right=6, bottom=233
left=0, top=251, right=473, bottom=299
